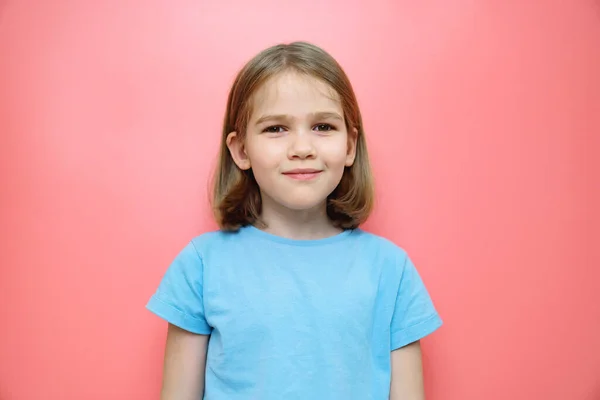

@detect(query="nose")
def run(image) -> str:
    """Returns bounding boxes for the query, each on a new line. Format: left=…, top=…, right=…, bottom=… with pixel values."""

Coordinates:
left=287, top=130, right=316, bottom=160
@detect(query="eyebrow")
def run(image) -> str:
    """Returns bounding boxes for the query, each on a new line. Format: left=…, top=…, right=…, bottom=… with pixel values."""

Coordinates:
left=254, top=112, right=344, bottom=126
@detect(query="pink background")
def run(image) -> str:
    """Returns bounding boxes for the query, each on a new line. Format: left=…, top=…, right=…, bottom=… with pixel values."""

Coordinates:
left=1, top=1, right=599, bottom=399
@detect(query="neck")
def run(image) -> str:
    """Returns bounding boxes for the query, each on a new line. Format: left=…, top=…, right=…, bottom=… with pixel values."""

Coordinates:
left=258, top=193, right=342, bottom=240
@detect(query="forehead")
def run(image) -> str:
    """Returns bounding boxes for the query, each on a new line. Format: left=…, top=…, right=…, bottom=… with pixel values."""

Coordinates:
left=249, top=72, right=342, bottom=120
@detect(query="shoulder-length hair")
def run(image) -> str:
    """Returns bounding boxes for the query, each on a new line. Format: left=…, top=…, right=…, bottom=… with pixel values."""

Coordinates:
left=212, top=41, right=374, bottom=231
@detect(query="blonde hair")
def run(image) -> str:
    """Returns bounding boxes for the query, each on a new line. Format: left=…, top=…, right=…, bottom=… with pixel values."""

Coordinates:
left=212, top=41, right=374, bottom=231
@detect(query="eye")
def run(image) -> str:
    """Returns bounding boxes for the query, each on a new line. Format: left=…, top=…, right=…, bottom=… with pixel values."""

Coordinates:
left=313, top=123, right=335, bottom=132
left=263, top=125, right=286, bottom=133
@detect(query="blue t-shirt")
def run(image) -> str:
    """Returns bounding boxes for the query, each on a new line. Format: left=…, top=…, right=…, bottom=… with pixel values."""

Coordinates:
left=146, top=225, right=442, bottom=399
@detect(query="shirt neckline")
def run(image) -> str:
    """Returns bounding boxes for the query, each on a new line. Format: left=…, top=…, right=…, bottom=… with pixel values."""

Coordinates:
left=242, top=224, right=355, bottom=246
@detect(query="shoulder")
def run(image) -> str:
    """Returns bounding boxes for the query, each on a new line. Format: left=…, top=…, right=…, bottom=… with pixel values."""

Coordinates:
left=344, top=228, right=416, bottom=281
left=185, top=229, right=256, bottom=265
left=187, top=229, right=238, bottom=255
left=162, top=230, right=241, bottom=278
left=350, top=229, right=409, bottom=261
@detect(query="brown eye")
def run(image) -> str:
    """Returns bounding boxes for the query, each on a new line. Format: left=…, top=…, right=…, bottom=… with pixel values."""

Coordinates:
left=314, top=124, right=334, bottom=132
left=263, top=126, right=285, bottom=133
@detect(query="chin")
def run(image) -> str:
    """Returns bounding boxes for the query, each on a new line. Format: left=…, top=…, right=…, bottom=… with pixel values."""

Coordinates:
left=278, top=196, right=328, bottom=211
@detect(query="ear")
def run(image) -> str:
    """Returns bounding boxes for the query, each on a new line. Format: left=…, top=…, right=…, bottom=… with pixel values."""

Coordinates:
left=345, top=127, right=358, bottom=167
left=226, top=131, right=251, bottom=170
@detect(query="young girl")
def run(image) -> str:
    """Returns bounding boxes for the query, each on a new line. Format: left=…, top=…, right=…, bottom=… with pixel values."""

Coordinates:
left=146, top=41, right=442, bottom=400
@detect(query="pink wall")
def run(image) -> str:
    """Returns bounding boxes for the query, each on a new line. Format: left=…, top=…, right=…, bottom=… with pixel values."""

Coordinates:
left=1, top=1, right=598, bottom=399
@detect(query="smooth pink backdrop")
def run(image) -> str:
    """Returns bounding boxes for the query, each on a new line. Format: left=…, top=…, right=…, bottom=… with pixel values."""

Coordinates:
left=1, top=1, right=599, bottom=399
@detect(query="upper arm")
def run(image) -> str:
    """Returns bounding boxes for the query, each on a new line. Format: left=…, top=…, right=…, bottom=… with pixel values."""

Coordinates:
left=390, top=254, right=442, bottom=350
left=161, top=323, right=209, bottom=400
left=390, top=340, right=424, bottom=400
left=146, top=242, right=211, bottom=335
left=146, top=240, right=212, bottom=334
left=388, top=253, right=442, bottom=399
left=146, top=241, right=212, bottom=399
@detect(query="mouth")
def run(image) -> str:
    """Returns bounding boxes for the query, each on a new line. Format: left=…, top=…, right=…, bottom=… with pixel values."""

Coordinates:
left=282, top=168, right=323, bottom=181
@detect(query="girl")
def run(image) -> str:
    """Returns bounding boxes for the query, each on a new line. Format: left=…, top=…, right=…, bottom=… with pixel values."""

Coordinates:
left=146, top=41, right=442, bottom=400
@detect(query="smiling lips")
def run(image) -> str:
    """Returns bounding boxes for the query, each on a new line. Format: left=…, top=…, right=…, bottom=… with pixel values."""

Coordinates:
left=282, top=168, right=323, bottom=181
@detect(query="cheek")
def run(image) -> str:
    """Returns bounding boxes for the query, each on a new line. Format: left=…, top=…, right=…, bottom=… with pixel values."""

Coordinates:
left=320, top=138, right=350, bottom=165
left=246, top=140, right=281, bottom=168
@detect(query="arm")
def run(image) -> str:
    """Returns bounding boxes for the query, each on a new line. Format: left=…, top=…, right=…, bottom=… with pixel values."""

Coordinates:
left=390, top=340, right=425, bottom=400
left=161, top=323, right=209, bottom=400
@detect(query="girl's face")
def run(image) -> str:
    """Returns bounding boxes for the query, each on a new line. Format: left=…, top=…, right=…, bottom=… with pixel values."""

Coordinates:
left=227, top=71, right=357, bottom=213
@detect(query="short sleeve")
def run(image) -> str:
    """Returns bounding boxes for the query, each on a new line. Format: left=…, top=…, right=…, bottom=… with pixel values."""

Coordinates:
left=390, top=254, right=442, bottom=350
left=146, top=241, right=212, bottom=335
